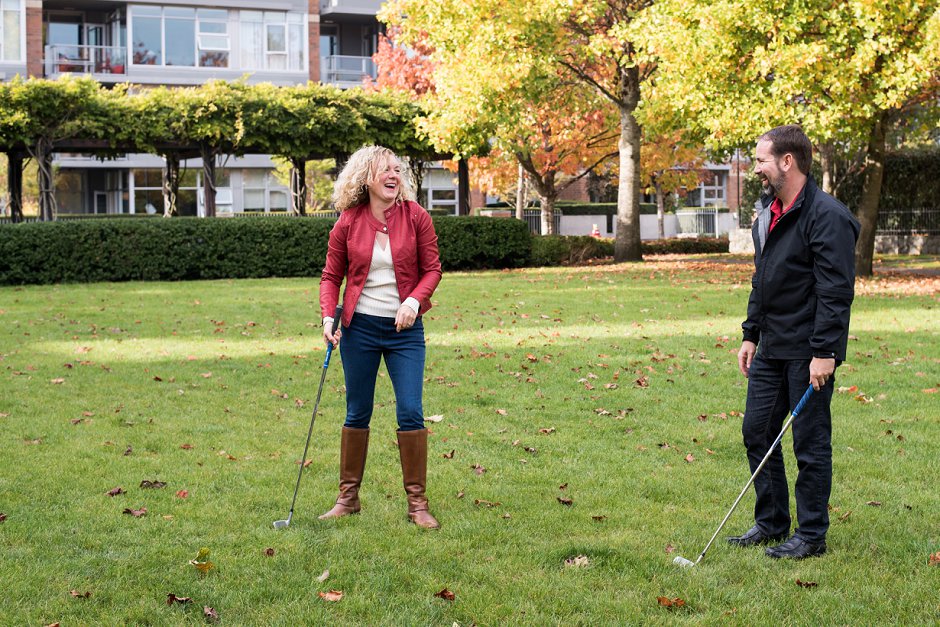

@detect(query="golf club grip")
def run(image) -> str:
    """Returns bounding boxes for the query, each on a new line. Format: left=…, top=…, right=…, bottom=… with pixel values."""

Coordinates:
left=791, top=384, right=814, bottom=417
left=323, top=306, right=343, bottom=367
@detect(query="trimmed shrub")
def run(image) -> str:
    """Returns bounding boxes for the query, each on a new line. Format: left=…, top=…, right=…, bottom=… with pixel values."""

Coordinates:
left=530, top=236, right=614, bottom=266
left=0, top=215, right=533, bottom=285
left=433, top=216, right=531, bottom=270
left=641, top=237, right=729, bottom=255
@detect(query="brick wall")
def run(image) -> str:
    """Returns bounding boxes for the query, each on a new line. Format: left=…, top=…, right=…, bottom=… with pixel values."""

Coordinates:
left=308, top=0, right=320, bottom=83
left=26, top=1, right=42, bottom=78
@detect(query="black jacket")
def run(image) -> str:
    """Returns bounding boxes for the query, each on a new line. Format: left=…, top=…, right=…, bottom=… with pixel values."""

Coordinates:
left=743, top=176, right=860, bottom=360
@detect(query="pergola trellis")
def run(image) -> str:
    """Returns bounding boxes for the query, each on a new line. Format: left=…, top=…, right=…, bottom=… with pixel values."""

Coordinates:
left=0, top=77, right=472, bottom=221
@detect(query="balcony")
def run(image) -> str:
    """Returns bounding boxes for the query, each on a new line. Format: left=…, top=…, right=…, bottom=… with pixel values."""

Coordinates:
left=321, top=55, right=376, bottom=88
left=45, top=44, right=127, bottom=81
left=319, top=0, right=384, bottom=17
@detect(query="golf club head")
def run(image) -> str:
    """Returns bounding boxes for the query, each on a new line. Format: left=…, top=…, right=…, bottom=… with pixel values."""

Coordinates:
left=273, top=519, right=290, bottom=529
left=673, top=555, right=696, bottom=568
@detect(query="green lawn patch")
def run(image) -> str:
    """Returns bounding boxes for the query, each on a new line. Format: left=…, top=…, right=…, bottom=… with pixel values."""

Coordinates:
left=1, top=257, right=938, bottom=624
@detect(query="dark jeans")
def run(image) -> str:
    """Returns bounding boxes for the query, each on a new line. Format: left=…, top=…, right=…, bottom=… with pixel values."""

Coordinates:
left=339, top=312, right=426, bottom=432
left=742, top=355, right=835, bottom=543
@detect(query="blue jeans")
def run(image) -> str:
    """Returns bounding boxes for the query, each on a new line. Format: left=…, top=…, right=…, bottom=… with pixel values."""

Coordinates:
left=742, top=355, right=835, bottom=543
left=339, top=312, right=426, bottom=432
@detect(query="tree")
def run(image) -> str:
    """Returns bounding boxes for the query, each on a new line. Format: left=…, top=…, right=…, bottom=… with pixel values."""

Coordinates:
left=636, top=0, right=940, bottom=275
left=381, top=0, right=620, bottom=233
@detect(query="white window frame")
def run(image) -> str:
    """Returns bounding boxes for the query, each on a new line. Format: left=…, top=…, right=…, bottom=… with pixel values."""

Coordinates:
left=1, top=0, right=26, bottom=63
left=428, top=187, right=458, bottom=214
left=129, top=5, right=230, bottom=68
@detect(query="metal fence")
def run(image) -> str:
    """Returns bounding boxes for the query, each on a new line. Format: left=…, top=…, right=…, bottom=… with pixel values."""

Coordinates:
left=876, top=208, right=940, bottom=235
left=522, top=209, right=561, bottom=235
left=675, top=208, right=719, bottom=236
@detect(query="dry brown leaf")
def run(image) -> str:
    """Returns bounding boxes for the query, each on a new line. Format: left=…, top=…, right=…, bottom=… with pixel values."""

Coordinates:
left=434, top=588, right=456, bottom=601
left=928, top=552, right=940, bottom=567
left=557, top=496, right=573, bottom=506
left=123, top=507, right=147, bottom=517
left=318, top=590, right=343, bottom=602
left=203, top=606, right=219, bottom=622
left=175, top=490, right=189, bottom=499
left=795, top=579, right=818, bottom=588
left=106, top=486, right=125, bottom=497
left=264, top=548, right=275, bottom=557
left=69, top=590, right=91, bottom=599
left=166, top=593, right=192, bottom=605
left=425, top=414, right=444, bottom=423
left=564, top=555, right=590, bottom=567
left=442, top=450, right=455, bottom=459
left=657, top=596, right=686, bottom=609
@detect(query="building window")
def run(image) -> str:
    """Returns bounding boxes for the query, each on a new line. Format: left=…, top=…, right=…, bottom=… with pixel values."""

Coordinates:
left=130, top=5, right=229, bottom=68
left=242, top=169, right=289, bottom=213
left=428, top=188, right=457, bottom=214
left=1, top=0, right=24, bottom=62
left=239, top=11, right=304, bottom=71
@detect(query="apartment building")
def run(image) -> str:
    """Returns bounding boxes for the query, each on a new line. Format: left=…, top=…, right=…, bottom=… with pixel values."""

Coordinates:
left=0, top=0, right=462, bottom=217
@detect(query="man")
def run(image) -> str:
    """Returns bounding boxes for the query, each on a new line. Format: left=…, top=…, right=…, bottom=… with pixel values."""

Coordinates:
left=728, top=125, right=859, bottom=559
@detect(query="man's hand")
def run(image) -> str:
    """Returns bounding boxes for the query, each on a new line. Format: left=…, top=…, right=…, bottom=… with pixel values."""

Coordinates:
left=738, top=341, right=757, bottom=377
left=809, top=357, right=835, bottom=391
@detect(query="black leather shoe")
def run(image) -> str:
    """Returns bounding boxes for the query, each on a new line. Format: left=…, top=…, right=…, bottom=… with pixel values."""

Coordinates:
left=727, top=525, right=788, bottom=547
left=765, top=535, right=827, bottom=559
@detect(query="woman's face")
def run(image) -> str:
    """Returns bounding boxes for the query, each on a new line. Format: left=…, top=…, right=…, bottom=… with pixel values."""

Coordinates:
left=367, top=155, right=402, bottom=207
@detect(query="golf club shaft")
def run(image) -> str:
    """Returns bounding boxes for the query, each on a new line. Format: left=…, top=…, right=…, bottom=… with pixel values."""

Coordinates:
left=692, top=384, right=814, bottom=564
left=284, top=307, right=342, bottom=521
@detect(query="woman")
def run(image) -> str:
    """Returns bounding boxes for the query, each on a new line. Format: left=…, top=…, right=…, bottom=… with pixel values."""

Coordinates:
left=318, top=145, right=443, bottom=529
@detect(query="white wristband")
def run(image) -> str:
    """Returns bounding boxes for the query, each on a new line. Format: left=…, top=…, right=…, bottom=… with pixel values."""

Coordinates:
left=403, top=297, right=420, bottom=314
left=323, top=316, right=334, bottom=327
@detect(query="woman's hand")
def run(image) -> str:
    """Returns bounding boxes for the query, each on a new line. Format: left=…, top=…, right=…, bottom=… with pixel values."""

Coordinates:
left=394, top=304, right=417, bottom=332
left=323, top=317, right=342, bottom=347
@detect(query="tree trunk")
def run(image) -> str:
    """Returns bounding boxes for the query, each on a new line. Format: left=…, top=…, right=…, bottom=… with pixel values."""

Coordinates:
left=457, top=158, right=470, bottom=215
left=290, top=157, right=307, bottom=215
left=818, top=142, right=834, bottom=195
left=201, top=145, right=216, bottom=218
left=162, top=153, right=180, bottom=217
left=854, top=114, right=886, bottom=278
left=36, top=138, right=56, bottom=222
left=515, top=162, right=528, bottom=221
left=409, top=158, right=426, bottom=207
left=614, top=66, right=642, bottom=262
left=7, top=152, right=24, bottom=223
left=539, top=190, right=558, bottom=236
left=655, top=180, right=665, bottom=240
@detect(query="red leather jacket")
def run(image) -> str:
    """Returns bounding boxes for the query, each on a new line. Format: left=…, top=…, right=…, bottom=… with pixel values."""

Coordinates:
left=320, top=200, right=442, bottom=327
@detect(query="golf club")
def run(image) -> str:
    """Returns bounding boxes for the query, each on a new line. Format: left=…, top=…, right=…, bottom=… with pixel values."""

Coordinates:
left=674, top=384, right=815, bottom=567
left=274, top=306, right=342, bottom=530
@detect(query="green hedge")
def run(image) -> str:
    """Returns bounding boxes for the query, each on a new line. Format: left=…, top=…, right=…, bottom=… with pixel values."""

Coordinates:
left=0, top=216, right=533, bottom=285
left=530, top=236, right=614, bottom=266
left=641, top=237, right=729, bottom=255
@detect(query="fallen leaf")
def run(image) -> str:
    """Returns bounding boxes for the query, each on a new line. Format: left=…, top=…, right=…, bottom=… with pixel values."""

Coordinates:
left=592, top=515, right=607, bottom=522
left=0, top=513, right=6, bottom=523
left=538, top=427, right=556, bottom=435
left=559, top=483, right=568, bottom=490
left=69, top=590, right=91, bottom=599
left=140, top=480, right=167, bottom=489
left=123, top=445, right=133, bottom=456
left=50, top=378, right=65, bottom=385
left=557, top=496, right=573, bottom=506
left=564, top=555, right=589, bottom=567
left=795, top=579, right=818, bottom=588
left=425, top=414, right=444, bottom=423
left=175, top=490, right=189, bottom=499
left=442, top=450, right=455, bottom=459
left=684, top=454, right=695, bottom=463
left=434, top=588, right=456, bottom=601
left=123, top=507, right=147, bottom=517
left=495, top=409, right=508, bottom=416
left=106, top=486, right=125, bottom=497
left=203, top=606, right=219, bottom=622
left=472, top=464, right=486, bottom=475
left=657, top=596, right=686, bottom=609
left=635, top=376, right=650, bottom=388
left=264, top=548, right=275, bottom=557
left=838, top=510, right=853, bottom=523
left=166, top=593, right=192, bottom=606
left=474, top=499, right=501, bottom=508
left=317, top=570, right=330, bottom=582
left=837, top=385, right=858, bottom=394
left=866, top=501, right=882, bottom=507
left=180, top=443, right=194, bottom=450
left=318, top=590, right=343, bottom=602
left=923, top=388, right=938, bottom=394
left=189, top=547, right=214, bottom=574
left=665, top=544, right=675, bottom=554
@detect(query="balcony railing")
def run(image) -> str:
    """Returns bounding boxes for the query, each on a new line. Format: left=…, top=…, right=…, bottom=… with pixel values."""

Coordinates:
left=45, top=44, right=127, bottom=78
left=320, top=55, right=376, bottom=87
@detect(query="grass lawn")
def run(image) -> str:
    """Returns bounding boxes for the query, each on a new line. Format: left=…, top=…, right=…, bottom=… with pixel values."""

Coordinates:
left=1, top=256, right=938, bottom=624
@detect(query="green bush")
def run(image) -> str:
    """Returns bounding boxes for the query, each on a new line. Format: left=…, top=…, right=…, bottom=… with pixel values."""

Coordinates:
left=0, top=215, right=533, bottom=285
left=433, top=216, right=531, bottom=270
left=641, top=237, right=729, bottom=255
left=530, top=235, right=614, bottom=266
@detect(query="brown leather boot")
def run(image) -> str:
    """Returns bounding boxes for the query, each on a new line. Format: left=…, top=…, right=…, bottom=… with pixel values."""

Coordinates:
left=318, top=427, right=369, bottom=519
left=397, top=428, right=440, bottom=529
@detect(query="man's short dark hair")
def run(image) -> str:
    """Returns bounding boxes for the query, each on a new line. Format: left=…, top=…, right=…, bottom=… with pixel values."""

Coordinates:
left=759, top=125, right=813, bottom=175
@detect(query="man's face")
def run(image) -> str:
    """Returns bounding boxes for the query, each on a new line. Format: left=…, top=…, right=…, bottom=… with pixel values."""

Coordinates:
left=754, top=140, right=786, bottom=196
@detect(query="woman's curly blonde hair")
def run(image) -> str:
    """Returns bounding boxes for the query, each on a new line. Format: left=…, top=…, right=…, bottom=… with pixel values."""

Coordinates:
left=332, top=145, right=416, bottom=211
